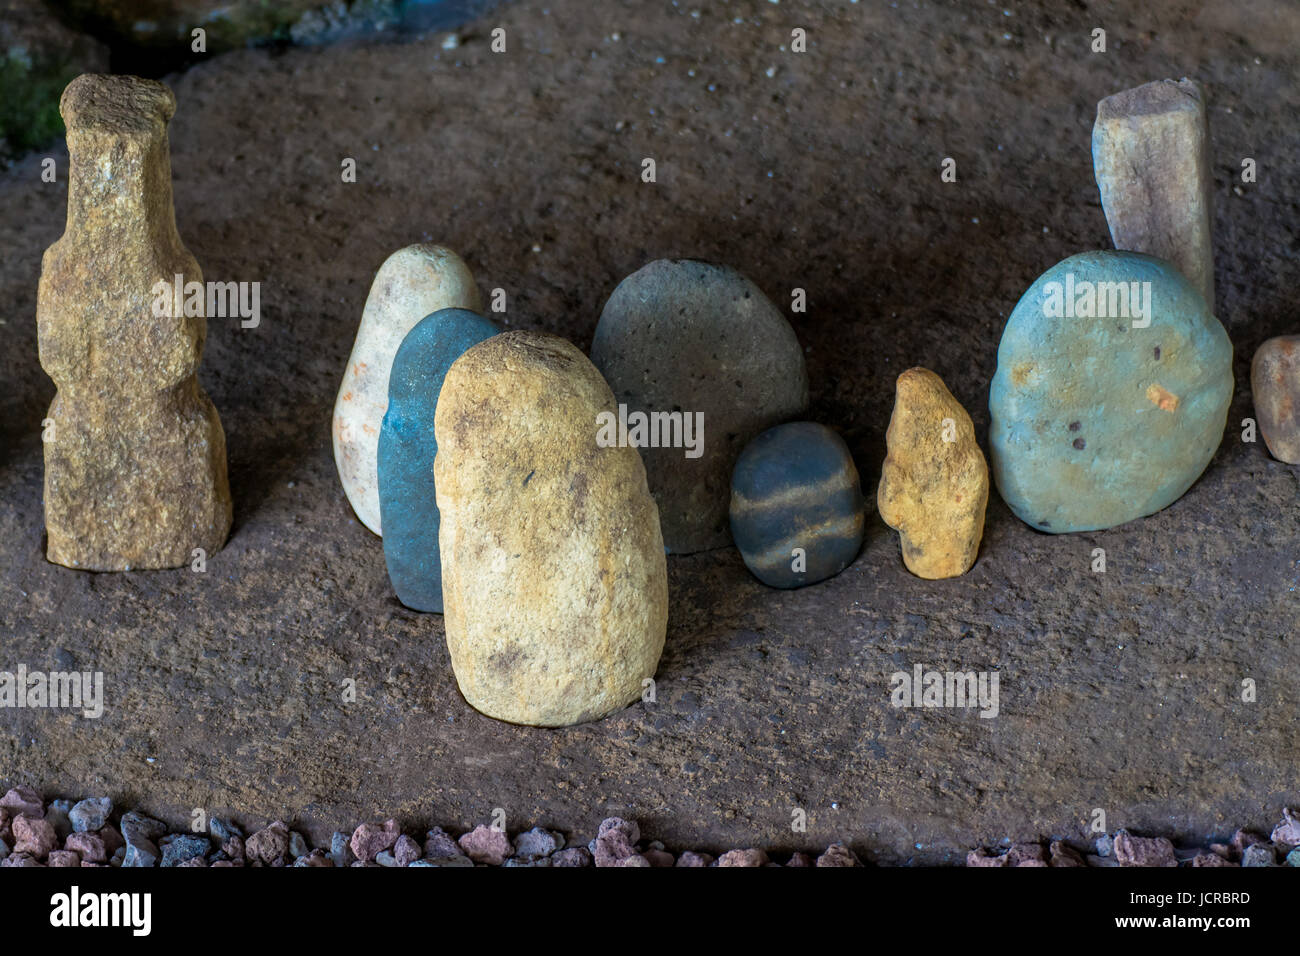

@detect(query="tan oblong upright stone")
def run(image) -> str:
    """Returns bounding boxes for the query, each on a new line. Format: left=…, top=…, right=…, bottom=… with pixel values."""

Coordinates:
left=333, top=243, right=482, bottom=535
left=1093, top=78, right=1215, bottom=308
left=878, top=368, right=988, bottom=580
left=435, top=331, right=668, bottom=727
left=37, top=74, right=231, bottom=571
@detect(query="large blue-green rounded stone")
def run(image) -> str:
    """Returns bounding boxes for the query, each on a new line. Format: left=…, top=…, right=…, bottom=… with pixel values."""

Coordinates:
left=378, top=308, right=498, bottom=612
left=729, top=422, right=865, bottom=588
left=989, top=250, right=1232, bottom=533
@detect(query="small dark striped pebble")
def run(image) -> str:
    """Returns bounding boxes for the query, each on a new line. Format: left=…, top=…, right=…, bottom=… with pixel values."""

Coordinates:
left=729, top=422, right=865, bottom=589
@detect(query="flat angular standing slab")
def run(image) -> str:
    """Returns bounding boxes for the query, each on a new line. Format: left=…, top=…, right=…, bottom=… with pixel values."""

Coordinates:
left=1093, top=78, right=1215, bottom=309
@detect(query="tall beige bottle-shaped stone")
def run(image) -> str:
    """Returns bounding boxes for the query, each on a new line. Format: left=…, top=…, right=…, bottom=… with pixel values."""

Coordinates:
left=37, top=74, right=232, bottom=571
left=436, top=331, right=668, bottom=727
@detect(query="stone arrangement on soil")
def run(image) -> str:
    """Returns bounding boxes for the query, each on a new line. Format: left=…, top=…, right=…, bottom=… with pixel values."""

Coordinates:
left=728, top=421, right=865, bottom=589
left=378, top=307, right=499, bottom=613
left=38, top=74, right=232, bottom=571
left=19, top=53, right=1298, bottom=859
left=333, top=243, right=483, bottom=536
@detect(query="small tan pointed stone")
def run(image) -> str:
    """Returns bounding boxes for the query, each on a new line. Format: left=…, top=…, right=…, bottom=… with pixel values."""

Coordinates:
left=878, top=368, right=988, bottom=579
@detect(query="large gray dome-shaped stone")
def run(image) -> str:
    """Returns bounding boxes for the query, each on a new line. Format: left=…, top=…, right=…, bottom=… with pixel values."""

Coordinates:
left=590, top=259, right=809, bottom=553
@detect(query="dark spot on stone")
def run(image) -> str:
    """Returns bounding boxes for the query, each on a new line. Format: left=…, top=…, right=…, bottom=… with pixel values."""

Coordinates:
left=1068, top=421, right=1081, bottom=431
left=569, top=472, right=588, bottom=512
left=1073, top=437, right=1086, bottom=450
left=1153, top=346, right=1161, bottom=360
left=523, top=469, right=534, bottom=486
left=1039, top=520, right=1050, bottom=527
left=488, top=646, right=523, bottom=674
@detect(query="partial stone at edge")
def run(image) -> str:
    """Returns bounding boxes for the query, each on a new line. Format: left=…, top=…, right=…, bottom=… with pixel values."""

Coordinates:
left=1251, top=335, right=1300, bottom=464
left=1093, top=78, right=1215, bottom=309
left=878, top=368, right=988, bottom=579
left=37, top=74, right=232, bottom=571
left=435, top=331, right=668, bottom=727
left=333, top=243, right=482, bottom=536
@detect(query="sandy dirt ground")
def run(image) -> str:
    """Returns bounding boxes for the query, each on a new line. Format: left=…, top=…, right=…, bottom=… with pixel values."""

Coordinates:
left=1, top=0, right=1297, bottom=863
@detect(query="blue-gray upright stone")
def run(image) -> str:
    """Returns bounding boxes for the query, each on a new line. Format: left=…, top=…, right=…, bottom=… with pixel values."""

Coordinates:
left=729, top=422, right=866, bottom=589
left=378, top=308, right=498, bottom=612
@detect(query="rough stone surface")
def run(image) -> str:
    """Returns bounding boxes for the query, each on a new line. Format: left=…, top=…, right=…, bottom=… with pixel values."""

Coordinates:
left=37, top=74, right=232, bottom=571
left=122, top=836, right=158, bottom=867
left=333, top=243, right=483, bottom=536
left=591, top=817, right=640, bottom=867
left=1250, top=335, right=1300, bottom=463
left=551, top=847, right=591, bottom=867
left=377, top=307, right=497, bottom=612
left=1192, top=851, right=1236, bottom=867
left=990, top=250, right=1232, bottom=533
left=878, top=368, right=988, bottom=578
left=1093, top=79, right=1215, bottom=309
left=458, top=824, right=512, bottom=865
left=590, top=259, right=809, bottom=553
left=349, top=819, right=398, bottom=863
left=120, top=810, right=166, bottom=845
left=1, top=0, right=1297, bottom=867
left=0, top=787, right=43, bottom=818
left=717, top=848, right=769, bottom=867
left=1113, top=830, right=1177, bottom=867
left=69, top=797, right=111, bottom=832
left=329, top=831, right=354, bottom=868
left=423, top=827, right=462, bottom=860
left=1007, top=842, right=1049, bottom=866
left=65, top=831, right=106, bottom=863
left=1240, top=843, right=1277, bottom=867
left=729, top=422, right=865, bottom=589
left=1270, top=808, right=1300, bottom=847
left=435, top=331, right=668, bottom=727
left=392, top=833, right=421, bottom=865
left=513, top=826, right=563, bottom=861
left=13, top=815, right=56, bottom=857
left=815, top=843, right=862, bottom=867
left=160, top=833, right=209, bottom=866
left=245, top=820, right=290, bottom=865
